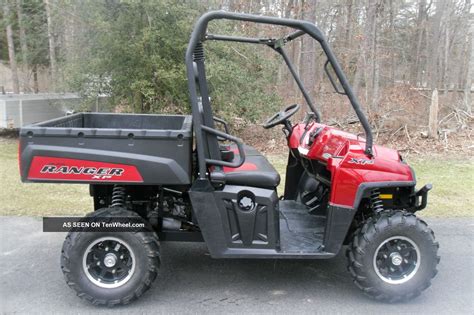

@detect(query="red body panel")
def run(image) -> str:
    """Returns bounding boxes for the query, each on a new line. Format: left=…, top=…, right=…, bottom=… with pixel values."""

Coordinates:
left=290, top=123, right=414, bottom=208
left=288, top=124, right=306, bottom=149
left=28, top=156, right=144, bottom=183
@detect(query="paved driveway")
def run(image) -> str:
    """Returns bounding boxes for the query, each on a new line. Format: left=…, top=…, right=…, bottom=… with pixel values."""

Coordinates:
left=0, top=217, right=473, bottom=314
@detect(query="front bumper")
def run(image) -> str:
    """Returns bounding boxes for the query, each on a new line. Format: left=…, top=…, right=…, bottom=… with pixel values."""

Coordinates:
left=414, top=184, right=433, bottom=211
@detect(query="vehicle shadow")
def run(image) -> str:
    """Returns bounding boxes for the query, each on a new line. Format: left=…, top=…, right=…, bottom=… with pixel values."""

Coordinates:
left=132, top=242, right=370, bottom=309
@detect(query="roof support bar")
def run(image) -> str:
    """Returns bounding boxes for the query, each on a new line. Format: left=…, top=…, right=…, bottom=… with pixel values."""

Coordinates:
left=205, top=34, right=273, bottom=44
left=283, top=29, right=305, bottom=42
left=273, top=46, right=321, bottom=122
left=186, top=11, right=374, bottom=178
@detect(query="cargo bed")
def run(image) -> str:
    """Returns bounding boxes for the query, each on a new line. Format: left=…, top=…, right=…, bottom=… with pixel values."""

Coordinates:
left=19, top=113, right=193, bottom=185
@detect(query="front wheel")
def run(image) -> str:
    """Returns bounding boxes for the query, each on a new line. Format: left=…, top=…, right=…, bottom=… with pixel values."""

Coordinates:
left=347, top=211, right=439, bottom=302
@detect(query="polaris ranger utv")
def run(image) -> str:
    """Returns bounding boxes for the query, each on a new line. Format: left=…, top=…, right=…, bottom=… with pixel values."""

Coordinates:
left=19, top=11, right=439, bottom=306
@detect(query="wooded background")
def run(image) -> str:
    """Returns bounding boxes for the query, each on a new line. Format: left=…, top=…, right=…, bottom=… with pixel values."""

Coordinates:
left=1, top=0, right=473, bottom=143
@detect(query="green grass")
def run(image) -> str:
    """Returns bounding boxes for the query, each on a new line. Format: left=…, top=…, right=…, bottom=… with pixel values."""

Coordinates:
left=1, top=139, right=92, bottom=216
left=1, top=139, right=472, bottom=217
left=409, top=158, right=473, bottom=217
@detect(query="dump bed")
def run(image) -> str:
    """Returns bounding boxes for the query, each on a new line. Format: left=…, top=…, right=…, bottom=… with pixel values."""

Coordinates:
left=19, top=113, right=193, bottom=185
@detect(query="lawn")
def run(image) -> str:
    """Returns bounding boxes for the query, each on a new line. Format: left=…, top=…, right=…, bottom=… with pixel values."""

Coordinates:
left=1, top=139, right=92, bottom=216
left=2, top=139, right=472, bottom=217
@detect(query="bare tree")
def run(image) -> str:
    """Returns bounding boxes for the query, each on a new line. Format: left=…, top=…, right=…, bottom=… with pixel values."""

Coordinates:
left=299, top=0, right=317, bottom=105
left=427, top=0, right=446, bottom=89
left=352, top=0, right=379, bottom=111
left=16, top=0, right=29, bottom=91
left=369, top=0, right=380, bottom=113
left=464, top=5, right=473, bottom=113
left=44, top=0, right=57, bottom=86
left=344, top=0, right=354, bottom=47
left=428, top=88, right=439, bottom=138
left=389, top=0, right=396, bottom=84
left=410, top=0, right=429, bottom=86
left=3, top=0, right=20, bottom=94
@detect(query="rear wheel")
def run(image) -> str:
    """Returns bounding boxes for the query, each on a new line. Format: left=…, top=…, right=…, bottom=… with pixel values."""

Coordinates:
left=347, top=211, right=439, bottom=302
left=61, top=208, right=160, bottom=306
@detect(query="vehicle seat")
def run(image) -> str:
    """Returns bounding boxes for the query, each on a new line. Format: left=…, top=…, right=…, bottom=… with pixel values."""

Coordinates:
left=211, top=144, right=281, bottom=189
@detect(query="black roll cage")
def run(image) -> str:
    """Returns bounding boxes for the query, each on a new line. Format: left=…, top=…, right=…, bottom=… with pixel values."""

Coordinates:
left=186, top=11, right=373, bottom=180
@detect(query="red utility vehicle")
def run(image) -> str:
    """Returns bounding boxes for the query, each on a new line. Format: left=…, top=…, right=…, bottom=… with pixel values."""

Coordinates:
left=19, top=11, right=439, bottom=306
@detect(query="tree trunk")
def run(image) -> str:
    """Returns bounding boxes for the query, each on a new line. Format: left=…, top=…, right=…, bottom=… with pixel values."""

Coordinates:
left=389, top=0, right=396, bottom=84
left=428, top=89, right=439, bottom=138
left=3, top=0, right=20, bottom=94
left=442, top=6, right=451, bottom=94
left=16, top=0, right=29, bottom=91
left=44, top=0, right=57, bottom=87
left=344, top=0, right=353, bottom=47
left=410, top=0, right=427, bottom=86
left=370, top=1, right=380, bottom=113
left=299, top=0, right=317, bottom=110
left=353, top=0, right=376, bottom=107
left=428, top=1, right=446, bottom=89
left=359, top=0, right=379, bottom=113
left=291, top=0, right=303, bottom=98
left=63, top=2, right=77, bottom=67
left=32, top=64, right=39, bottom=93
left=443, top=21, right=449, bottom=94
left=284, top=0, right=294, bottom=19
left=279, top=0, right=294, bottom=88
left=464, top=8, right=473, bottom=114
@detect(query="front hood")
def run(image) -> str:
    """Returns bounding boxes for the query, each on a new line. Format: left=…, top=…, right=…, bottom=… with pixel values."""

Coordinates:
left=297, top=123, right=412, bottom=178
left=298, top=123, right=400, bottom=162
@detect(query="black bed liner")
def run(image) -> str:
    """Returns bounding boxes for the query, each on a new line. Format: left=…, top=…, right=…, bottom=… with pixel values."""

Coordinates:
left=19, top=113, right=193, bottom=185
left=21, top=112, right=192, bottom=139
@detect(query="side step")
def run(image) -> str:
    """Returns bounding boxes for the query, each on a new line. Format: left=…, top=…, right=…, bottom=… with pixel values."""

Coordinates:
left=190, top=183, right=333, bottom=259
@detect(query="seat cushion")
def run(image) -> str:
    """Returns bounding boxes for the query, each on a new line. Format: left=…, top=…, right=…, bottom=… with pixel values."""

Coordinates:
left=213, top=145, right=280, bottom=188
left=221, top=144, right=261, bottom=157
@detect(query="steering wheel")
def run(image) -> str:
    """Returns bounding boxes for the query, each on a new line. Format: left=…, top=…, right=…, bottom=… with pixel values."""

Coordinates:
left=263, top=104, right=301, bottom=129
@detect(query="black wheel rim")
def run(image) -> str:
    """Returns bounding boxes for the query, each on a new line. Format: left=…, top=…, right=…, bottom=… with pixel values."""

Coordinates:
left=82, top=237, right=135, bottom=288
left=373, top=236, right=420, bottom=284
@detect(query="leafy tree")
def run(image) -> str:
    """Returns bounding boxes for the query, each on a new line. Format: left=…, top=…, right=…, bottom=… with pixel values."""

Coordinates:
left=63, top=0, right=281, bottom=120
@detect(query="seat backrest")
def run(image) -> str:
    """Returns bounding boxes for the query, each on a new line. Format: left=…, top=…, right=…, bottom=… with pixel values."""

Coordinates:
left=193, top=56, right=221, bottom=165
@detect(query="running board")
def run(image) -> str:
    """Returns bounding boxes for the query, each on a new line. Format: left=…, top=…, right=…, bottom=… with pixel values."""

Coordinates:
left=215, top=200, right=331, bottom=259
left=190, top=183, right=334, bottom=259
